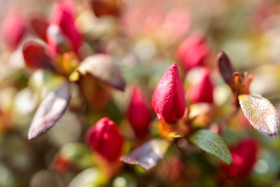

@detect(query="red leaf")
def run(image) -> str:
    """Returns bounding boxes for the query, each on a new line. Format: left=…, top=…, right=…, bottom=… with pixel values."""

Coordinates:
left=22, top=41, right=54, bottom=70
left=29, top=16, right=49, bottom=42
left=90, top=0, right=122, bottom=17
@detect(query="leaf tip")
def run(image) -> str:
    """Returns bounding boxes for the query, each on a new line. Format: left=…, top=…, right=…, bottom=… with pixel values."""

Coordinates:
left=217, top=50, right=234, bottom=84
left=28, top=129, right=38, bottom=140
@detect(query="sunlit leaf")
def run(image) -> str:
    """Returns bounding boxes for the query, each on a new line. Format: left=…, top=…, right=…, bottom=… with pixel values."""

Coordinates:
left=28, top=83, right=71, bottom=140
left=120, top=139, right=170, bottom=170
left=189, top=129, right=232, bottom=165
left=238, top=94, right=279, bottom=137
left=217, top=51, right=234, bottom=85
left=75, top=54, right=126, bottom=91
left=22, top=41, right=54, bottom=70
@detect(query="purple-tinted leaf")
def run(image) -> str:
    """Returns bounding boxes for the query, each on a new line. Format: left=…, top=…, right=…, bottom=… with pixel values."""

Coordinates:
left=239, top=94, right=279, bottom=137
left=22, top=41, right=54, bottom=70
left=28, top=83, right=71, bottom=140
left=120, top=139, right=170, bottom=170
left=77, top=54, right=126, bottom=91
left=217, top=51, right=234, bottom=85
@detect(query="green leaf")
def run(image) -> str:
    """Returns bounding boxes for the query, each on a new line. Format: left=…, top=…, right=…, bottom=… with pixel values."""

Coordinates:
left=189, top=129, right=232, bottom=165
left=238, top=94, right=279, bottom=137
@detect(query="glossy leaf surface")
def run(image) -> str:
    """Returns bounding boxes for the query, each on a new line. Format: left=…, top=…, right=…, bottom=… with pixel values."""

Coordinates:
left=120, top=139, right=170, bottom=170
left=28, top=83, right=71, bottom=140
left=239, top=94, right=279, bottom=136
left=76, top=54, right=126, bottom=91
left=189, top=129, right=232, bottom=165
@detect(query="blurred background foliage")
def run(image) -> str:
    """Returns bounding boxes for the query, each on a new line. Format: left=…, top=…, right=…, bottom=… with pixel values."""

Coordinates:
left=1, top=0, right=280, bottom=186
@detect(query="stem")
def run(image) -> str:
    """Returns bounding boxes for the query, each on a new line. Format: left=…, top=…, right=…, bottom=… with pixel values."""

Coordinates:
left=219, top=104, right=239, bottom=136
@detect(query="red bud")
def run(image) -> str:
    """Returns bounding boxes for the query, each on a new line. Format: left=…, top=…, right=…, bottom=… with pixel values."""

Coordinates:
left=152, top=63, right=186, bottom=124
left=187, top=68, right=214, bottom=104
left=127, top=86, right=153, bottom=139
left=223, top=139, right=258, bottom=179
left=1, top=10, right=26, bottom=50
left=49, top=1, right=82, bottom=55
left=86, top=117, right=124, bottom=162
left=176, top=32, right=210, bottom=72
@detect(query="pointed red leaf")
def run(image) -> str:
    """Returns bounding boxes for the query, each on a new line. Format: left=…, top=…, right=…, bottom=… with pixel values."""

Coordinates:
left=22, top=41, right=54, bottom=70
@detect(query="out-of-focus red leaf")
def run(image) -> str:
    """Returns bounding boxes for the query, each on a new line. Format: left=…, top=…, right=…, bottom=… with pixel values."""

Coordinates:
left=90, top=0, right=122, bottom=17
left=75, top=54, right=126, bottom=91
left=29, top=15, right=49, bottom=41
left=120, top=139, right=170, bottom=170
left=28, top=83, right=71, bottom=140
left=22, top=41, right=54, bottom=70
left=52, top=154, right=71, bottom=173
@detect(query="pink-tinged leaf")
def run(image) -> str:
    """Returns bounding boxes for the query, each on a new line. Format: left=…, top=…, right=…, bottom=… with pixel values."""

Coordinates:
left=77, top=54, right=126, bottom=91
left=28, top=83, right=71, bottom=140
left=1, top=9, right=26, bottom=50
left=51, top=1, right=82, bottom=54
left=120, top=139, right=170, bottom=170
left=238, top=94, right=279, bottom=137
left=22, top=41, right=54, bottom=70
